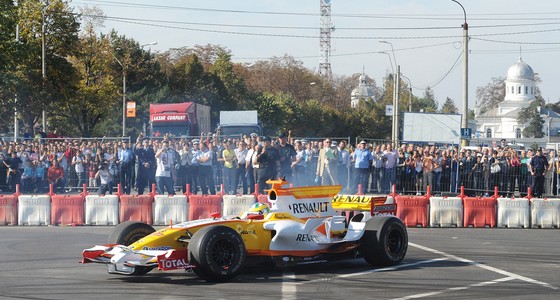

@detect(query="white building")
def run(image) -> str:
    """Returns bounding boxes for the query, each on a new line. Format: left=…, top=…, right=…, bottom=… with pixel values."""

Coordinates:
left=475, top=58, right=560, bottom=144
left=350, top=73, right=375, bottom=108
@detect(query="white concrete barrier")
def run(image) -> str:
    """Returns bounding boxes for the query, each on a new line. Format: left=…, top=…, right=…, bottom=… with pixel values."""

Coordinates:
left=222, top=195, right=256, bottom=217
left=497, top=198, right=530, bottom=228
left=85, top=195, right=119, bottom=225
left=18, top=195, right=51, bottom=225
left=530, top=198, right=560, bottom=228
left=429, top=197, right=463, bottom=227
left=153, top=195, right=189, bottom=225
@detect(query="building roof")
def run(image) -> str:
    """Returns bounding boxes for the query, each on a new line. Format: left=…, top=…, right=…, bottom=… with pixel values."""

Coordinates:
left=540, top=107, right=560, bottom=118
left=351, top=74, right=375, bottom=99
left=478, top=105, right=560, bottom=120
left=477, top=106, right=521, bottom=119
left=506, top=58, right=534, bottom=81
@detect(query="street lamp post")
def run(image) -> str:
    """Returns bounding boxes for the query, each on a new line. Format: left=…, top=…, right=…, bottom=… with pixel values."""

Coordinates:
left=451, top=0, right=469, bottom=146
left=111, top=42, right=157, bottom=137
left=121, top=68, right=126, bottom=137
left=14, top=1, right=20, bottom=141
left=380, top=41, right=399, bottom=145
left=378, top=51, right=394, bottom=74
left=40, top=0, right=55, bottom=134
left=41, top=0, right=47, bottom=134
left=379, top=41, right=397, bottom=73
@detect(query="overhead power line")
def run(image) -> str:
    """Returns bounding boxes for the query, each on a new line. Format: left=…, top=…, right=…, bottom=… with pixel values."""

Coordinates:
left=76, top=0, right=560, bottom=21
left=233, top=41, right=460, bottom=60
left=79, top=13, right=560, bottom=31
left=92, top=15, right=560, bottom=41
left=472, top=37, right=560, bottom=45
left=416, top=50, right=463, bottom=91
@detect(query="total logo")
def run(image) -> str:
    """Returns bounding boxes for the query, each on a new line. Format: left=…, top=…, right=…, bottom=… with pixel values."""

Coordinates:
left=160, top=258, right=189, bottom=269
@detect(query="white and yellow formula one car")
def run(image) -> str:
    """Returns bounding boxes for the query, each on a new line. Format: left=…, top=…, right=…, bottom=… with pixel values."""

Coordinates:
left=81, top=179, right=408, bottom=282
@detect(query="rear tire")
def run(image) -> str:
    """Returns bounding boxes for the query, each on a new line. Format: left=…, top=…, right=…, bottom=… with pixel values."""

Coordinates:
left=108, top=221, right=156, bottom=275
left=360, top=216, right=408, bottom=266
left=188, top=226, right=246, bottom=282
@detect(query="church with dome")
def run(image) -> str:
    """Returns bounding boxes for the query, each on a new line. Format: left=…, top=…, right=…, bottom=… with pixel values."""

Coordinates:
left=350, top=73, right=375, bottom=108
left=474, top=57, right=560, bottom=144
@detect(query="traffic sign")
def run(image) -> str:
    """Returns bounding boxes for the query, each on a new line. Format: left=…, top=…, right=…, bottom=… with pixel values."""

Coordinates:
left=385, top=105, right=393, bottom=117
left=461, top=128, right=471, bottom=139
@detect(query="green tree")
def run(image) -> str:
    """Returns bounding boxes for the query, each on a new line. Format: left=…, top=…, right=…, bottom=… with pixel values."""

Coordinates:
left=441, top=97, right=459, bottom=114
left=54, top=7, right=117, bottom=137
left=209, top=49, right=245, bottom=109
left=245, top=92, right=285, bottom=134
left=331, top=74, right=366, bottom=108
left=398, top=78, right=412, bottom=113
left=475, top=77, right=505, bottom=115
left=518, top=97, right=545, bottom=138
left=468, top=109, right=475, bottom=120
left=101, top=31, right=165, bottom=137
left=414, top=87, right=438, bottom=112
left=242, top=55, right=318, bottom=104
left=0, top=0, right=19, bottom=131
left=10, top=0, right=80, bottom=132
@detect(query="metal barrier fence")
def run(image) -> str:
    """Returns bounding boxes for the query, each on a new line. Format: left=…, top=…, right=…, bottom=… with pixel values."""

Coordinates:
left=2, top=135, right=354, bottom=195
left=346, top=138, right=550, bottom=197
left=5, top=136, right=554, bottom=198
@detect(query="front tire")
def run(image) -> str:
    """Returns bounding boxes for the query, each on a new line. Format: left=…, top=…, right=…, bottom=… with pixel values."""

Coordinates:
left=188, top=226, right=246, bottom=282
left=108, top=221, right=156, bottom=245
left=360, top=216, right=408, bottom=266
left=108, top=221, right=156, bottom=275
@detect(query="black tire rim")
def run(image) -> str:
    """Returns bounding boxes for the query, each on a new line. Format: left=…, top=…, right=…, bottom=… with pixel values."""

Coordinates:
left=209, top=239, right=238, bottom=269
left=386, top=229, right=404, bottom=256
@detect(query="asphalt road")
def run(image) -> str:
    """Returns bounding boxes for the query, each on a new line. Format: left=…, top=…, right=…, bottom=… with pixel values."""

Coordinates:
left=0, top=226, right=558, bottom=300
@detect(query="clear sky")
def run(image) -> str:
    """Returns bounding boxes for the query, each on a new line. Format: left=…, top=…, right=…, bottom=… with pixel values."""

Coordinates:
left=71, top=0, right=560, bottom=112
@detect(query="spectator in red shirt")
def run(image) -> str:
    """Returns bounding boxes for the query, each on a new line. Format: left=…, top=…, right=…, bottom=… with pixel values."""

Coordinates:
left=48, top=159, right=65, bottom=193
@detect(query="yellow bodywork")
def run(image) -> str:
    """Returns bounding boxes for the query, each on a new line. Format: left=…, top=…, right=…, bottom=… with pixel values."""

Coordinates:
left=129, top=212, right=303, bottom=254
left=332, top=194, right=389, bottom=211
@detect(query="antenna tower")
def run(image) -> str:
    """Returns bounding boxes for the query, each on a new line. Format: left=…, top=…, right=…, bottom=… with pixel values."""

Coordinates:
left=319, top=0, right=333, bottom=81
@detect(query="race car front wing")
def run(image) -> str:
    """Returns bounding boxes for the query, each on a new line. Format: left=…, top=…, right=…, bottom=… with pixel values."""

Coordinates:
left=81, top=245, right=194, bottom=275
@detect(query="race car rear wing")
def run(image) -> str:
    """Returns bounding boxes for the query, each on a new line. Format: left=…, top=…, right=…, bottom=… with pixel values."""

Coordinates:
left=331, top=194, right=397, bottom=216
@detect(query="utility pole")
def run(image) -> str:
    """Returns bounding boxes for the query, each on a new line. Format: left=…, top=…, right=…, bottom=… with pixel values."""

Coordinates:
left=395, top=65, right=400, bottom=144
left=14, top=1, right=19, bottom=141
left=452, top=0, right=469, bottom=146
left=122, top=69, right=127, bottom=137
left=41, top=0, right=49, bottom=134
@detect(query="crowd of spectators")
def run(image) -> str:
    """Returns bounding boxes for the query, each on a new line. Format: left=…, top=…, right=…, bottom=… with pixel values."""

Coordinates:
left=356, top=141, right=555, bottom=198
left=0, top=133, right=557, bottom=198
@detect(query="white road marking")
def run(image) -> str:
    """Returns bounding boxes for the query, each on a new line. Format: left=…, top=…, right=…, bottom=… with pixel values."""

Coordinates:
left=284, top=241, right=557, bottom=299
left=410, top=242, right=559, bottom=290
left=282, top=272, right=297, bottom=300
left=294, top=257, right=449, bottom=285
left=391, top=277, right=516, bottom=300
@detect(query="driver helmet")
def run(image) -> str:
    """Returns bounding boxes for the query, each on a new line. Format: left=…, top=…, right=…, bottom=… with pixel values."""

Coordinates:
left=248, top=202, right=270, bottom=215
